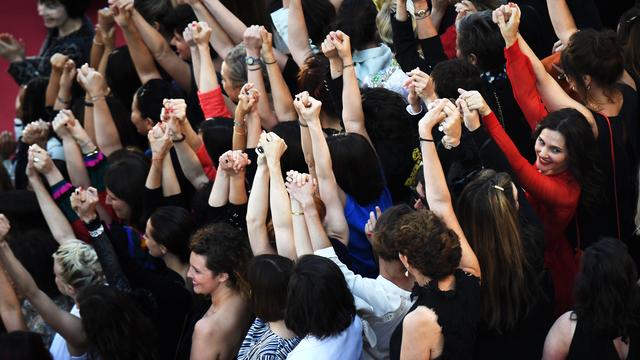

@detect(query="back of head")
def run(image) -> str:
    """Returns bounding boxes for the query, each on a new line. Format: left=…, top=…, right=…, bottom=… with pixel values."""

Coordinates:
left=223, top=43, right=248, bottom=90
left=394, top=210, right=461, bottom=280
left=77, top=285, right=158, bottom=360
left=285, top=255, right=355, bottom=338
left=105, top=150, right=151, bottom=227
left=297, top=54, right=339, bottom=119
left=372, top=204, right=415, bottom=261
left=9, top=229, right=59, bottom=297
left=134, top=0, right=172, bottom=28
left=0, top=331, right=52, bottom=360
left=617, top=7, right=640, bottom=79
left=57, top=0, right=91, bottom=19
left=53, top=240, right=105, bottom=291
left=457, top=10, right=506, bottom=71
left=248, top=254, right=294, bottom=322
left=332, top=0, right=378, bottom=51
left=160, top=4, right=197, bottom=35
left=561, top=29, right=624, bottom=100
left=200, top=118, right=233, bottom=163
left=456, top=170, right=531, bottom=330
left=574, top=238, right=640, bottom=337
left=106, top=47, right=142, bottom=110
left=301, top=0, right=336, bottom=45
left=327, top=133, right=385, bottom=205
left=431, top=59, right=484, bottom=99
left=189, top=222, right=252, bottom=297
left=271, top=122, right=307, bottom=173
left=136, top=79, right=181, bottom=124
left=361, top=87, right=414, bottom=144
left=535, top=108, right=602, bottom=213
left=149, top=206, right=194, bottom=264
left=22, top=77, right=49, bottom=124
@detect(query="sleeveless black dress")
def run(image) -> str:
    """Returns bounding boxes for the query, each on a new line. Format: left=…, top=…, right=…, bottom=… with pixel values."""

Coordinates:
left=388, top=269, right=481, bottom=360
left=567, top=316, right=640, bottom=360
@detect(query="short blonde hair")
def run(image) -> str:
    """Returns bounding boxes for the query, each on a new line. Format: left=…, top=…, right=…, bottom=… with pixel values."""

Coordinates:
left=52, top=241, right=104, bottom=290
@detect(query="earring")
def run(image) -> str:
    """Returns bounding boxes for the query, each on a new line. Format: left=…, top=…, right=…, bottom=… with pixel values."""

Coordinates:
left=404, top=269, right=409, bottom=277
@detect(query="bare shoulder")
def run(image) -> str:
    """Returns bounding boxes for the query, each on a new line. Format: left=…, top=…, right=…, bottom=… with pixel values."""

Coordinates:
left=542, top=311, right=577, bottom=360
left=403, top=306, right=441, bottom=332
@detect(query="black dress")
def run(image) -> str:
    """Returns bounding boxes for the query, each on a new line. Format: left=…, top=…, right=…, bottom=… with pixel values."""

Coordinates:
left=389, top=269, right=481, bottom=360
left=567, top=316, right=640, bottom=360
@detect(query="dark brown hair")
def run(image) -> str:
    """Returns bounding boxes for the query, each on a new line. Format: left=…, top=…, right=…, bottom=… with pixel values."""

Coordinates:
left=247, top=254, right=294, bottom=322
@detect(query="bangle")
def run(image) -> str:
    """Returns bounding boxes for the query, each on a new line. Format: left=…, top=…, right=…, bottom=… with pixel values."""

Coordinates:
left=342, top=63, right=354, bottom=69
left=84, top=100, right=94, bottom=107
left=298, top=121, right=308, bottom=128
left=88, top=224, right=104, bottom=238
left=419, top=137, right=435, bottom=142
left=248, top=65, right=262, bottom=71
left=263, top=58, right=277, bottom=65
left=57, top=96, right=71, bottom=105
left=291, top=211, right=304, bottom=216
left=172, top=133, right=186, bottom=143
left=90, top=94, right=105, bottom=102
left=83, top=148, right=99, bottom=157
left=233, top=120, right=246, bottom=128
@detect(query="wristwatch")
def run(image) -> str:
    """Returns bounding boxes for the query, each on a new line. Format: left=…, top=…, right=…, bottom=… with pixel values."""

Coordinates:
left=414, top=8, right=430, bottom=19
left=245, top=56, right=262, bottom=66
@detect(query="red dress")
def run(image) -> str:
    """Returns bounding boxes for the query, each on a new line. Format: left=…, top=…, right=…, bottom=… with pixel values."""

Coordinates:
left=482, top=111, right=580, bottom=314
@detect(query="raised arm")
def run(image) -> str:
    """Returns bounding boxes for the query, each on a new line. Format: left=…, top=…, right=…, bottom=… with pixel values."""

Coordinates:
left=0, top=215, right=87, bottom=356
left=244, top=26, right=279, bottom=129
left=183, top=25, right=201, bottom=89
left=27, top=146, right=77, bottom=244
left=288, top=0, right=314, bottom=67
left=52, top=110, right=91, bottom=188
left=262, top=132, right=297, bottom=260
left=228, top=151, right=250, bottom=205
left=294, top=94, right=349, bottom=244
left=200, top=0, right=248, bottom=44
left=187, top=2, right=235, bottom=60
left=286, top=171, right=325, bottom=255
left=46, top=54, right=67, bottom=107
left=417, top=99, right=481, bottom=278
left=261, top=27, right=297, bottom=121
left=131, top=8, right=192, bottom=91
left=145, top=123, right=173, bottom=191
left=54, top=59, right=77, bottom=111
left=330, top=31, right=370, bottom=143
left=545, top=0, right=577, bottom=45
left=191, top=21, right=222, bottom=93
left=111, top=3, right=162, bottom=84
left=245, top=153, right=273, bottom=255
left=0, top=261, right=26, bottom=332
left=77, top=64, right=123, bottom=156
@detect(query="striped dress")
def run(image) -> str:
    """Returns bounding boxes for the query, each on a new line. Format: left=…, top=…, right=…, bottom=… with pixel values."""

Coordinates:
left=237, top=318, right=301, bottom=360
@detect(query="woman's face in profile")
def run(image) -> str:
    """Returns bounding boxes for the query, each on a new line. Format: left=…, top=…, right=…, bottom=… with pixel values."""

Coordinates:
left=37, top=1, right=68, bottom=29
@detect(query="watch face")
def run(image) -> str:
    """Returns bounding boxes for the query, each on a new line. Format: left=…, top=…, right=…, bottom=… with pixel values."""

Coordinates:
left=246, top=57, right=255, bottom=65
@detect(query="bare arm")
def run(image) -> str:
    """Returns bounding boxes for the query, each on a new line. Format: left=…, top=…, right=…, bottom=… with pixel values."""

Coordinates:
left=52, top=110, right=91, bottom=188
left=418, top=101, right=481, bottom=277
left=131, top=9, right=192, bottom=91
left=46, top=54, right=67, bottom=107
left=189, top=2, right=235, bottom=61
left=288, top=0, right=313, bottom=67
left=414, top=0, right=438, bottom=39
left=161, top=154, right=181, bottom=197
left=192, top=22, right=223, bottom=93
left=54, top=60, right=77, bottom=111
left=28, top=173, right=76, bottom=244
left=542, top=312, right=575, bottom=360
left=287, top=173, right=328, bottom=254
left=296, top=96, right=349, bottom=244
left=208, top=155, right=230, bottom=208
left=261, top=28, right=297, bottom=122
left=245, top=157, right=274, bottom=255
left=228, top=151, right=250, bottom=205
left=200, top=0, right=247, bottom=44
left=0, top=264, right=26, bottom=332
left=546, top=0, right=577, bottom=45
left=174, top=141, right=210, bottom=189
left=244, top=26, right=279, bottom=130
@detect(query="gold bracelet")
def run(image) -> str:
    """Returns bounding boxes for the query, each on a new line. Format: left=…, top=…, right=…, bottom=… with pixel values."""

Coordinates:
left=291, top=211, right=304, bottom=216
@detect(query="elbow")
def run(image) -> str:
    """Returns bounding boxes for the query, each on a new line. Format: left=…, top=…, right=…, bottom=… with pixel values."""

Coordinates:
left=246, top=212, right=266, bottom=231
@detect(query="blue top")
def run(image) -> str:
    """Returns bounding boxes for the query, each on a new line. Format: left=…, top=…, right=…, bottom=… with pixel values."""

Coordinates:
left=344, top=187, right=393, bottom=278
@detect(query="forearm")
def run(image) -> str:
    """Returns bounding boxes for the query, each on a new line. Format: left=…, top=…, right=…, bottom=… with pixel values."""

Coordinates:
left=229, top=174, right=248, bottom=205
left=299, top=123, right=316, bottom=176
left=120, top=23, right=162, bottom=83
left=546, top=0, right=578, bottom=44
left=55, top=82, right=73, bottom=110
left=145, top=159, right=163, bottom=190
left=174, top=141, right=209, bottom=189
left=232, top=119, right=247, bottom=150
left=182, top=119, right=203, bottom=152
left=264, top=54, right=297, bottom=121
left=92, top=97, right=123, bottom=156
left=197, top=43, right=221, bottom=93
left=0, top=265, right=26, bottom=332
left=416, top=14, right=439, bottom=40
left=291, top=200, right=312, bottom=256
left=161, top=154, right=181, bottom=197
left=341, top=64, right=368, bottom=141
left=208, top=170, right=229, bottom=207
left=246, top=164, right=272, bottom=255
left=307, top=121, right=334, bottom=183
left=191, top=2, right=235, bottom=60
left=46, top=70, right=62, bottom=107
left=30, top=177, right=77, bottom=244
left=0, top=242, right=40, bottom=300
left=246, top=66, right=278, bottom=129
left=201, top=0, right=247, bottom=44
left=61, top=137, right=91, bottom=188
left=90, top=37, right=105, bottom=69
left=83, top=97, right=97, bottom=144
left=267, top=160, right=296, bottom=259
left=246, top=112, right=262, bottom=149
left=302, top=201, right=333, bottom=251
left=288, top=0, right=313, bottom=66
left=97, top=44, right=112, bottom=77
left=191, top=47, right=201, bottom=89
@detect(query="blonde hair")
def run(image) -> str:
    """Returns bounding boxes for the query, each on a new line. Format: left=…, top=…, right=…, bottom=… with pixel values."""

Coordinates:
left=376, top=0, right=416, bottom=46
left=52, top=241, right=105, bottom=291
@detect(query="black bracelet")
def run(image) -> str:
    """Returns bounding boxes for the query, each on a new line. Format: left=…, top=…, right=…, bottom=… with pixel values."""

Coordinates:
left=419, top=137, right=435, bottom=142
left=172, top=133, right=186, bottom=143
left=263, top=58, right=277, bottom=65
left=248, top=65, right=262, bottom=71
left=84, top=100, right=94, bottom=107
left=298, top=121, right=308, bottom=128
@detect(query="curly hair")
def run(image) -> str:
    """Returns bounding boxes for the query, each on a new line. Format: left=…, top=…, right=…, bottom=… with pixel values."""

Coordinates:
left=52, top=240, right=105, bottom=291
left=371, top=204, right=415, bottom=261
left=394, top=210, right=461, bottom=280
left=189, top=223, right=252, bottom=298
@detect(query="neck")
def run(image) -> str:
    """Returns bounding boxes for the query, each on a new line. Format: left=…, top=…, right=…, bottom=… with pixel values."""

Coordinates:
left=269, top=320, right=297, bottom=339
left=210, top=283, right=237, bottom=308
left=415, top=272, right=456, bottom=291
left=320, top=112, right=342, bottom=131
left=586, top=85, right=621, bottom=115
left=58, top=17, right=82, bottom=38
left=163, top=253, right=188, bottom=281
left=361, top=41, right=378, bottom=50
left=379, top=258, right=414, bottom=291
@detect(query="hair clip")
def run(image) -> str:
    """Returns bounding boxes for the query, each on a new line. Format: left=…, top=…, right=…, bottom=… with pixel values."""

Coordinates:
left=493, top=185, right=504, bottom=192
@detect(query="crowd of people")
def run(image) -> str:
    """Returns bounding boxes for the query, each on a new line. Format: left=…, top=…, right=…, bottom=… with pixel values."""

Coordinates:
left=0, top=0, right=639, bottom=358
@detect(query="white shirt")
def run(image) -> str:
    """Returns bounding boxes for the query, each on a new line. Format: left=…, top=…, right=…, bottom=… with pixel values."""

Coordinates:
left=315, top=247, right=414, bottom=360
left=49, top=305, right=87, bottom=360
left=286, top=316, right=363, bottom=360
